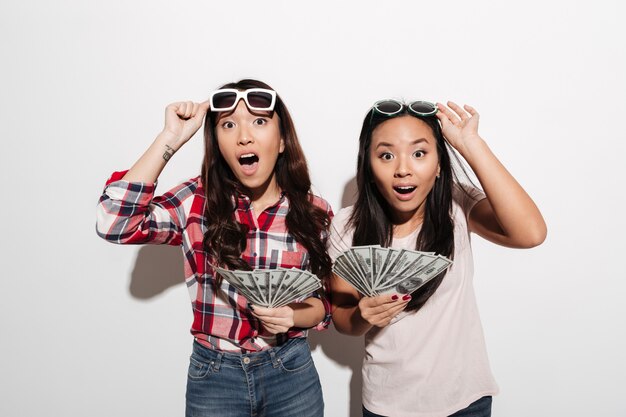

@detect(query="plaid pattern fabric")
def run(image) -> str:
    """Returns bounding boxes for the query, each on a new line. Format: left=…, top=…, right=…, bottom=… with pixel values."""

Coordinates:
left=97, top=170, right=333, bottom=352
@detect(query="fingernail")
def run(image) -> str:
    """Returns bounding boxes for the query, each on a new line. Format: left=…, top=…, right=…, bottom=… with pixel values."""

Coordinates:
left=391, top=294, right=399, bottom=301
left=402, top=295, right=411, bottom=301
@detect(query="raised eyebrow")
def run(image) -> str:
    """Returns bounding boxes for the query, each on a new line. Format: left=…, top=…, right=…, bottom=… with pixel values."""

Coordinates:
left=215, top=113, right=234, bottom=124
left=410, top=138, right=430, bottom=145
left=375, top=141, right=394, bottom=150
left=374, top=138, right=430, bottom=149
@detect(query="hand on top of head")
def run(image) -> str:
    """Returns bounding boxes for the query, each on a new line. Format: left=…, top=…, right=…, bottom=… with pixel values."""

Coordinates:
left=436, top=101, right=482, bottom=154
left=161, top=100, right=211, bottom=151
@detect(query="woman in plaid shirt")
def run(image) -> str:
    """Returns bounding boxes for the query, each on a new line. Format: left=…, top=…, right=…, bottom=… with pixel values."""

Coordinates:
left=96, top=79, right=332, bottom=417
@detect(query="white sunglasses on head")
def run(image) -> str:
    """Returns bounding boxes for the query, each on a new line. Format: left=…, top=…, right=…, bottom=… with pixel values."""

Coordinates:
left=209, top=88, right=277, bottom=112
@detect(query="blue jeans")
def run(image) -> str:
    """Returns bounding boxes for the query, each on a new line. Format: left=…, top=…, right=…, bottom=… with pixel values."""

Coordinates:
left=186, top=337, right=324, bottom=417
left=362, top=396, right=492, bottom=417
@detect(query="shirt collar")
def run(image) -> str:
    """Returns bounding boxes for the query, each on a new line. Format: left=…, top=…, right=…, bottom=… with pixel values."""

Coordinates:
left=235, top=190, right=287, bottom=211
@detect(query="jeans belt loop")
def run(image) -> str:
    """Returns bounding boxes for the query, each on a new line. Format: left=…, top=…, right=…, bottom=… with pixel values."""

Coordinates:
left=269, top=347, right=280, bottom=368
left=213, top=351, right=223, bottom=372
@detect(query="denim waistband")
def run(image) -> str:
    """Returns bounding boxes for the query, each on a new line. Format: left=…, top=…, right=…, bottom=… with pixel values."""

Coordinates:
left=191, top=337, right=305, bottom=370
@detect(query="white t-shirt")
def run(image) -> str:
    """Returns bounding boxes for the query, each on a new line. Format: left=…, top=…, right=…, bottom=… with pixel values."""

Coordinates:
left=328, top=186, right=499, bottom=417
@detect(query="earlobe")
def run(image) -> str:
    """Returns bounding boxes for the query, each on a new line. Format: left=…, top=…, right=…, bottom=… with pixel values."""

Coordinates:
left=279, top=137, right=285, bottom=153
left=436, top=165, right=441, bottom=179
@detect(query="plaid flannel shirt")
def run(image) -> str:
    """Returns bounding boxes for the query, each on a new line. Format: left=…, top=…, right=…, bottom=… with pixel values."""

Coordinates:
left=96, top=170, right=333, bottom=352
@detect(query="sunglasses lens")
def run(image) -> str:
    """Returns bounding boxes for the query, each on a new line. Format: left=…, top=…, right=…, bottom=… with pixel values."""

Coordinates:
left=376, top=100, right=403, bottom=115
left=212, top=91, right=237, bottom=110
left=409, top=102, right=436, bottom=114
left=247, top=91, right=274, bottom=109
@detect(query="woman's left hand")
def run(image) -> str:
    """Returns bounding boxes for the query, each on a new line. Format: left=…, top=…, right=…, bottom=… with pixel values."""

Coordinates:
left=250, top=305, right=295, bottom=334
left=436, top=101, right=482, bottom=155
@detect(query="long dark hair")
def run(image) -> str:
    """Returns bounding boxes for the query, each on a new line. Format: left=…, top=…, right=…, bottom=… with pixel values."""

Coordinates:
left=201, top=79, right=332, bottom=284
left=349, top=106, right=455, bottom=311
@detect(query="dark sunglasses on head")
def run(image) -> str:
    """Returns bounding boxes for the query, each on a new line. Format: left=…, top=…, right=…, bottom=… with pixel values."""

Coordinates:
left=209, top=88, right=277, bottom=112
left=372, top=99, right=438, bottom=117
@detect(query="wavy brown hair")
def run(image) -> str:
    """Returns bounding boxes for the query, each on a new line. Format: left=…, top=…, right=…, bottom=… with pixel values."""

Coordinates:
left=349, top=107, right=456, bottom=312
left=201, top=79, right=332, bottom=284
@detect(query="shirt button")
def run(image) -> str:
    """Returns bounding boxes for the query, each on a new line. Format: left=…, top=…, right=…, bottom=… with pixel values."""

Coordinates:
left=252, top=252, right=257, bottom=257
left=243, top=357, right=251, bottom=364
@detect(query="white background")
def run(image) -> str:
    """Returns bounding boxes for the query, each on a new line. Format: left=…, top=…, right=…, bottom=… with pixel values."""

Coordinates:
left=1, top=1, right=625, bottom=416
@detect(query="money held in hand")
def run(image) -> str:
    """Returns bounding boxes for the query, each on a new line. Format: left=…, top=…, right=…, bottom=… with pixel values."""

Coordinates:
left=333, top=246, right=453, bottom=296
left=213, top=266, right=322, bottom=308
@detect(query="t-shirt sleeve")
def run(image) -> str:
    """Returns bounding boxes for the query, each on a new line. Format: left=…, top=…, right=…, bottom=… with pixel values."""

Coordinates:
left=327, top=206, right=355, bottom=261
left=453, top=182, right=486, bottom=221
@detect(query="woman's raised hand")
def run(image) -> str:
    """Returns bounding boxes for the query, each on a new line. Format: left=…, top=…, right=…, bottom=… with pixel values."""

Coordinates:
left=120, top=100, right=210, bottom=183
left=161, top=101, right=211, bottom=151
left=436, top=101, right=482, bottom=155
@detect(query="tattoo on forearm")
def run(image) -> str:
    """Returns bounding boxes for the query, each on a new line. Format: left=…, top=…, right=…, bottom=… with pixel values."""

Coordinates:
left=163, top=145, right=175, bottom=161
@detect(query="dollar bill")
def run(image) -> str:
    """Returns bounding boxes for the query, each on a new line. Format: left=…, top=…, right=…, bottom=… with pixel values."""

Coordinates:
left=334, top=253, right=371, bottom=295
left=212, top=264, right=321, bottom=308
left=332, top=246, right=453, bottom=297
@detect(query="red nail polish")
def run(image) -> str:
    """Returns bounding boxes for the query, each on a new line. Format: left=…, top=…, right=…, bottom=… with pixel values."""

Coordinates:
left=402, top=294, right=411, bottom=301
left=391, top=294, right=399, bottom=301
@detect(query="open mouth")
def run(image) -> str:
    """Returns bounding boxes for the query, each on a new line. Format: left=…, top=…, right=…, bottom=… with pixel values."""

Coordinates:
left=238, top=153, right=259, bottom=166
left=393, top=186, right=417, bottom=195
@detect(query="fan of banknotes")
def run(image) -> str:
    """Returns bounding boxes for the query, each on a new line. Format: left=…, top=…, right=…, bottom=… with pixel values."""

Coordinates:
left=213, top=266, right=322, bottom=308
left=332, top=245, right=453, bottom=296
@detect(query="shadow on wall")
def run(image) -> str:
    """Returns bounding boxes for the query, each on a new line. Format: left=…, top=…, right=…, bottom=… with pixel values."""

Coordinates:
left=342, top=177, right=358, bottom=209
left=309, top=328, right=364, bottom=417
left=309, top=176, right=363, bottom=417
left=130, top=245, right=185, bottom=299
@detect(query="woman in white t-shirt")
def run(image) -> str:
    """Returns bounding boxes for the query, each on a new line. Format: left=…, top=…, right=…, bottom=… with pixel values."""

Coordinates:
left=329, top=100, right=546, bottom=417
